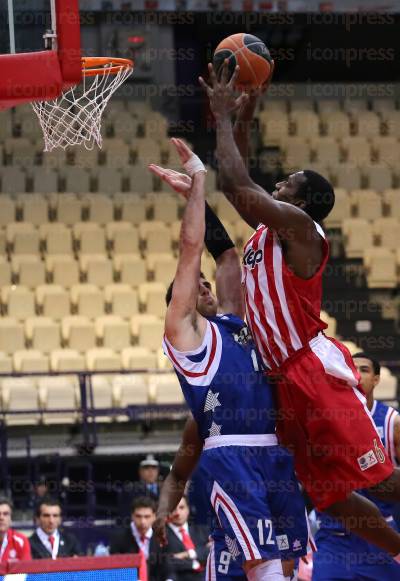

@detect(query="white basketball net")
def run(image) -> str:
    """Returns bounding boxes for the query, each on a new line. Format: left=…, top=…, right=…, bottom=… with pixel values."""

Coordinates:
left=32, top=61, right=133, bottom=151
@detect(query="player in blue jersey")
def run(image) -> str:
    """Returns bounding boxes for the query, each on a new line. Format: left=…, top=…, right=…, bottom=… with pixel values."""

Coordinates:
left=149, top=138, right=309, bottom=580
left=312, top=352, right=400, bottom=580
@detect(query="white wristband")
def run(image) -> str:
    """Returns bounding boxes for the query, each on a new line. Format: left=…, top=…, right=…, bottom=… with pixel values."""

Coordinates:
left=183, top=154, right=206, bottom=177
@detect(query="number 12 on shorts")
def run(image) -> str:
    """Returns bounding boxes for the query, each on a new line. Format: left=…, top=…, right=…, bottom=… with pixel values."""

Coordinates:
left=257, top=519, right=275, bottom=545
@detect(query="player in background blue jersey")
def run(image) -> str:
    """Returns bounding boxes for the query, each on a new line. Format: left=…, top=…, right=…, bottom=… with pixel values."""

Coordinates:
left=312, top=352, right=400, bottom=580
left=149, top=137, right=309, bottom=581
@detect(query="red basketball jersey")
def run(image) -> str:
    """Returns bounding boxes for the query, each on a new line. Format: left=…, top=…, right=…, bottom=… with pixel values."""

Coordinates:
left=242, top=222, right=329, bottom=370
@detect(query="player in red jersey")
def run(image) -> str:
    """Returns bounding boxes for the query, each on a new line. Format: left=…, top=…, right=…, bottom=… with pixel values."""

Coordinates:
left=0, top=497, right=31, bottom=563
left=199, top=61, right=400, bottom=559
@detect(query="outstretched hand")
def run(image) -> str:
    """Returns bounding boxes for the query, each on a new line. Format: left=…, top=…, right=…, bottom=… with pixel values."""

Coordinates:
left=148, top=137, right=195, bottom=196
left=199, top=61, right=249, bottom=119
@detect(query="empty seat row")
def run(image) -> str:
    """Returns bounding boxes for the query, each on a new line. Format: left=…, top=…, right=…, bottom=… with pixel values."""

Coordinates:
left=260, top=98, right=399, bottom=115
left=0, top=313, right=165, bottom=353
left=342, top=218, right=400, bottom=256
left=325, top=189, right=400, bottom=228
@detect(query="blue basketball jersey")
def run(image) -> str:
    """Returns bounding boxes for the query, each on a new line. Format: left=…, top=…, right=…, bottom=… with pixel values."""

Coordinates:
left=317, top=399, right=399, bottom=531
left=163, top=314, right=277, bottom=440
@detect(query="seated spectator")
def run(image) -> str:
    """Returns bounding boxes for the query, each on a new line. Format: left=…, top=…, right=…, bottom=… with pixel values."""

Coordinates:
left=0, top=497, right=31, bottom=563
left=161, top=496, right=209, bottom=581
left=118, top=455, right=161, bottom=516
left=29, top=497, right=81, bottom=559
left=110, top=497, right=159, bottom=578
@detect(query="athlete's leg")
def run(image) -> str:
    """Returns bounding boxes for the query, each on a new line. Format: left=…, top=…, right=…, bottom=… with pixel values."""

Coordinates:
left=244, top=559, right=285, bottom=580
left=325, top=491, right=400, bottom=556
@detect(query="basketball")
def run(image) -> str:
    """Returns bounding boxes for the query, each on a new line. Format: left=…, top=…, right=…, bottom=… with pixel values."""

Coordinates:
left=213, top=33, right=273, bottom=90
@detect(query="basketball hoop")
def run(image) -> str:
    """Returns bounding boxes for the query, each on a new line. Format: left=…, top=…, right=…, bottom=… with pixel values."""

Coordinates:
left=32, top=56, right=134, bottom=151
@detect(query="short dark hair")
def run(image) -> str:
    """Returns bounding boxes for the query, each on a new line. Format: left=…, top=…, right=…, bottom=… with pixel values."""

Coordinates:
left=353, top=352, right=381, bottom=376
left=131, top=496, right=157, bottom=514
left=0, top=497, right=13, bottom=511
left=165, top=272, right=206, bottom=307
left=35, top=497, right=62, bottom=518
left=297, top=170, right=335, bottom=222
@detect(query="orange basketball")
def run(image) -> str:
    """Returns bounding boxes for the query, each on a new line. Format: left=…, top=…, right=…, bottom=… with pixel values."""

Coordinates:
left=213, top=33, right=273, bottom=90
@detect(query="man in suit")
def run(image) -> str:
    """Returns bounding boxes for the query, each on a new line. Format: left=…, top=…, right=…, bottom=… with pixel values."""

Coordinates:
left=29, top=497, right=81, bottom=559
left=161, top=496, right=209, bottom=581
left=110, top=497, right=159, bottom=579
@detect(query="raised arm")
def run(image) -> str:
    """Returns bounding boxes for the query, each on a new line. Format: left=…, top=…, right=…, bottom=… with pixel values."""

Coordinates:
left=154, top=415, right=203, bottom=546
left=200, top=62, right=315, bottom=240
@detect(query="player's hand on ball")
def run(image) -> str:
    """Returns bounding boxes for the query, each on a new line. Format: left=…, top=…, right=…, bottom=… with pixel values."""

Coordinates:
left=148, top=164, right=192, bottom=196
left=153, top=515, right=169, bottom=546
left=199, top=60, right=249, bottom=119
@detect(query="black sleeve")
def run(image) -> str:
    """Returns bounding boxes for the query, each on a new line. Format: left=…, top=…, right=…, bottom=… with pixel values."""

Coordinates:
left=69, top=532, right=83, bottom=556
left=204, top=201, right=235, bottom=261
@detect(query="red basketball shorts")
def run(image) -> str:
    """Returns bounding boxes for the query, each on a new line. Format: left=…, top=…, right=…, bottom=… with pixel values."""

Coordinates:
left=274, top=333, right=394, bottom=511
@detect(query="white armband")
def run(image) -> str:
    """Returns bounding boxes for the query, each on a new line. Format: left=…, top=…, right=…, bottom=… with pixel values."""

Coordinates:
left=183, top=154, right=206, bottom=177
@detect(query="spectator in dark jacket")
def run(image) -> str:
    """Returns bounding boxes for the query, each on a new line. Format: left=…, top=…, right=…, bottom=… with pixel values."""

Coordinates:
left=118, top=455, right=161, bottom=516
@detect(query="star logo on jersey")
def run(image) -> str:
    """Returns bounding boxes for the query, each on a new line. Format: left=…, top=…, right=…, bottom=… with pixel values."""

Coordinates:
left=204, top=390, right=221, bottom=413
left=276, top=535, right=289, bottom=551
left=224, top=535, right=240, bottom=560
left=209, top=421, right=222, bottom=437
left=357, top=449, right=378, bottom=471
left=292, top=539, right=302, bottom=551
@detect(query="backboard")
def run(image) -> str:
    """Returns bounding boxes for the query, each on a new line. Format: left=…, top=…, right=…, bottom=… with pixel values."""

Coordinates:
left=0, top=0, right=82, bottom=110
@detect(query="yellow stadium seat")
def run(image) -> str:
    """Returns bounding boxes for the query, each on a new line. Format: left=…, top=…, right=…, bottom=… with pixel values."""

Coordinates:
left=40, top=223, right=73, bottom=255
left=373, top=217, right=400, bottom=250
left=147, top=254, right=177, bottom=285
left=121, top=347, right=157, bottom=371
left=96, top=315, right=131, bottom=350
left=157, top=347, right=173, bottom=370
left=371, top=137, right=400, bottom=168
left=355, top=112, right=381, bottom=138
left=31, top=167, right=58, bottom=193
left=25, top=317, right=61, bottom=352
left=341, top=137, right=372, bottom=166
left=20, top=196, right=49, bottom=225
left=0, top=318, right=25, bottom=353
left=11, top=255, right=46, bottom=288
left=113, top=254, right=146, bottom=286
left=71, top=147, right=99, bottom=169
left=64, top=167, right=91, bottom=193
left=139, top=221, right=172, bottom=254
left=310, top=137, right=341, bottom=166
left=364, top=247, right=396, bottom=288
left=2, top=377, right=39, bottom=425
left=1, top=167, right=26, bottom=193
left=0, top=352, right=13, bottom=374
left=0, top=257, right=11, bottom=287
left=152, top=196, right=179, bottom=224
left=342, top=99, right=368, bottom=114
left=126, top=165, right=154, bottom=193
left=2, top=285, right=35, bottom=319
left=116, top=194, right=148, bottom=225
left=322, top=112, right=351, bottom=139
left=36, top=284, right=70, bottom=319
left=290, top=111, right=320, bottom=138
left=0, top=196, right=16, bottom=226
left=53, top=193, right=83, bottom=225
left=106, top=222, right=139, bottom=254
left=364, top=165, right=392, bottom=192
left=383, top=189, right=400, bottom=219
left=80, top=254, right=114, bottom=287
left=320, top=310, right=337, bottom=337
left=6, top=222, right=39, bottom=254
left=93, top=167, right=123, bottom=194
left=382, top=110, right=400, bottom=137
left=317, top=100, right=340, bottom=114
left=259, top=112, right=289, bottom=146
left=86, top=348, right=121, bottom=371
left=350, top=190, right=382, bottom=221
left=62, top=316, right=96, bottom=351
left=323, top=188, right=350, bottom=229
left=39, top=376, right=79, bottom=424
left=46, top=255, right=79, bottom=287
left=73, top=222, right=106, bottom=255
left=341, top=341, right=359, bottom=355
left=50, top=349, right=86, bottom=372
left=342, top=218, right=373, bottom=258
left=372, top=99, right=396, bottom=114
left=70, top=284, right=105, bottom=317
left=215, top=194, right=241, bottom=223
left=113, top=373, right=149, bottom=406
left=85, top=194, right=114, bottom=224
left=374, top=367, right=398, bottom=401
left=131, top=314, right=163, bottom=351
left=148, top=373, right=184, bottom=404
left=139, top=282, right=167, bottom=318
left=105, top=283, right=138, bottom=318
left=13, top=350, right=49, bottom=373
left=333, top=165, right=362, bottom=190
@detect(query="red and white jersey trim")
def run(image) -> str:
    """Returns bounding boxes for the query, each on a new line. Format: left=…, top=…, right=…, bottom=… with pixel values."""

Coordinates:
left=163, top=320, right=222, bottom=387
left=205, top=539, right=216, bottom=581
left=309, top=333, right=359, bottom=389
left=211, top=481, right=262, bottom=561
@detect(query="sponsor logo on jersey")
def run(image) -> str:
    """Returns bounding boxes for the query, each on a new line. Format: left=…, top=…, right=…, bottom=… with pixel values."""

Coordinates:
left=243, top=248, right=263, bottom=270
left=276, top=534, right=289, bottom=551
left=357, top=449, right=378, bottom=471
left=232, top=325, right=251, bottom=346
left=373, top=438, right=386, bottom=463
left=292, top=539, right=302, bottom=551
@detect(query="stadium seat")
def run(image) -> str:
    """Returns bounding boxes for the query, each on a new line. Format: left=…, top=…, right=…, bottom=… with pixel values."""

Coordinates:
left=71, top=148, right=99, bottom=169
left=310, top=137, right=341, bottom=166
left=382, top=111, right=400, bottom=137
left=86, top=194, right=114, bottom=224
left=7, top=223, right=40, bottom=254
left=322, top=112, right=351, bottom=139
left=11, top=255, right=46, bottom=288
left=86, top=348, right=121, bottom=371
left=259, top=113, right=289, bottom=146
left=374, top=367, right=398, bottom=401
left=36, top=284, right=70, bottom=318
left=354, top=111, right=381, bottom=137
left=73, top=223, right=106, bottom=255
left=41, top=150, right=68, bottom=169
left=132, top=315, right=164, bottom=351
left=0, top=352, right=13, bottom=374
left=333, top=165, right=362, bottom=190
left=290, top=99, right=314, bottom=112
left=363, top=248, right=396, bottom=288
left=2, top=285, right=35, bottom=319
left=93, top=167, right=123, bottom=194
left=234, top=222, right=255, bottom=248
left=0, top=318, right=25, bottom=353
left=80, top=255, right=114, bottom=287
left=383, top=189, right=400, bottom=219
left=116, top=194, right=148, bottom=225
left=121, top=347, right=157, bottom=371
left=323, top=188, right=351, bottom=229
left=70, top=284, right=105, bottom=317
left=317, top=100, right=341, bottom=114
left=144, top=114, right=168, bottom=141
left=283, top=141, right=311, bottom=171
left=0, top=258, right=11, bottom=287
left=113, top=374, right=149, bottom=407
left=13, top=350, right=49, bottom=373
left=139, top=221, right=172, bottom=253
left=152, top=196, right=179, bottom=224
left=62, top=316, right=96, bottom=351
left=20, top=196, right=49, bottom=225
left=111, top=113, right=138, bottom=142
left=1, top=167, right=26, bottom=193
left=96, top=315, right=131, bottom=350
left=53, top=194, right=83, bottom=225
left=215, top=194, right=241, bottom=223
left=64, top=167, right=91, bottom=193
left=342, top=218, right=373, bottom=258
left=4, top=138, right=34, bottom=166
left=341, top=340, right=359, bottom=354
left=0, top=197, right=16, bottom=226
left=106, top=222, right=139, bottom=254
left=350, top=190, right=382, bottom=220
left=373, top=217, right=400, bottom=250
left=157, top=347, right=173, bottom=370
left=135, top=138, right=161, bottom=165
left=200, top=255, right=216, bottom=283
left=50, top=349, right=86, bottom=372
left=139, top=282, right=167, bottom=318
left=341, top=137, right=372, bottom=166
left=39, top=376, right=79, bottom=424
left=2, top=377, right=40, bottom=425
left=103, top=142, right=131, bottom=169
left=31, top=168, right=58, bottom=193
left=320, top=310, right=337, bottom=337
left=147, top=254, right=177, bottom=285
left=41, top=224, right=73, bottom=255
left=371, top=137, right=400, bottom=167
left=148, top=373, right=184, bottom=404
left=113, top=254, right=146, bottom=286
left=364, top=165, right=393, bottom=192
left=45, top=255, right=79, bottom=288
left=372, top=99, right=396, bottom=114
left=105, top=284, right=138, bottom=318
left=89, top=376, right=116, bottom=418
left=290, top=111, right=320, bottom=138
left=126, top=165, right=154, bottom=193
left=342, top=99, right=368, bottom=114
left=25, top=317, right=61, bottom=352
